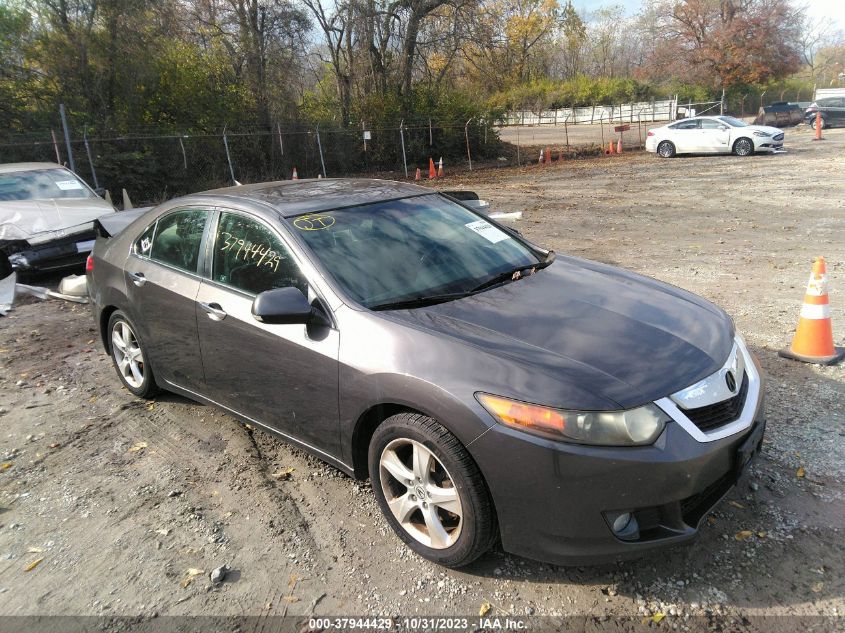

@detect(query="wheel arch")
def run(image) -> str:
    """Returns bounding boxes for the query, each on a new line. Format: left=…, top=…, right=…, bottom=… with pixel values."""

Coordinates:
left=350, top=402, right=427, bottom=479
left=99, top=305, right=120, bottom=352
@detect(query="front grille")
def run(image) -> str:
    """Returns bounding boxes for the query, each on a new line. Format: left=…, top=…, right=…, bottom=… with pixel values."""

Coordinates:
left=683, top=373, right=749, bottom=432
left=773, top=133, right=784, bottom=141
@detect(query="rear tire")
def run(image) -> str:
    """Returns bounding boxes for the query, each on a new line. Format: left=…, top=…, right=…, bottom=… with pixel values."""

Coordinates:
left=733, top=137, right=754, bottom=156
left=810, top=117, right=825, bottom=130
left=107, top=311, right=158, bottom=398
left=368, top=412, right=497, bottom=568
left=656, top=141, right=676, bottom=158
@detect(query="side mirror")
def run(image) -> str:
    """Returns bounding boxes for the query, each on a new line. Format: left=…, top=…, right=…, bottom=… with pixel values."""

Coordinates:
left=252, top=287, right=325, bottom=325
left=718, top=125, right=729, bottom=131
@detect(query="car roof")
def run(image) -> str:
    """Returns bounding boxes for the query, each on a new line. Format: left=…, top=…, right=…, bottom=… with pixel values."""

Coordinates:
left=0, top=162, right=67, bottom=174
left=196, top=178, right=432, bottom=217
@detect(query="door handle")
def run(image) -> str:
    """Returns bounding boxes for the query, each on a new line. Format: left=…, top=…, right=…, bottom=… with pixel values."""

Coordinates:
left=128, top=271, right=146, bottom=287
left=199, top=302, right=227, bottom=321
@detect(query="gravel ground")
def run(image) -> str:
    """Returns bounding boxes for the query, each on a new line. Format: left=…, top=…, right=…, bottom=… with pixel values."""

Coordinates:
left=1, top=125, right=843, bottom=630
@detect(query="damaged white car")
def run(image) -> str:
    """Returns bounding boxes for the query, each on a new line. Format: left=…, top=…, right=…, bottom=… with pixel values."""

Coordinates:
left=0, top=162, right=115, bottom=276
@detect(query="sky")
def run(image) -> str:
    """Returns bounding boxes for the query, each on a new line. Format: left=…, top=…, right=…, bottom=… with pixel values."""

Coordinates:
left=573, top=0, right=845, bottom=30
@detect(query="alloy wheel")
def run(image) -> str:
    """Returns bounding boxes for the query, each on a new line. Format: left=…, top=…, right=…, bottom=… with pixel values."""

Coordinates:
left=111, top=320, right=145, bottom=389
left=379, top=438, right=463, bottom=549
left=735, top=139, right=753, bottom=156
left=657, top=141, right=674, bottom=158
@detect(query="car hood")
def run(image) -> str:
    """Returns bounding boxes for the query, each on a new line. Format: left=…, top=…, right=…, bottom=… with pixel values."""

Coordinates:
left=386, top=256, right=734, bottom=409
left=0, top=198, right=115, bottom=243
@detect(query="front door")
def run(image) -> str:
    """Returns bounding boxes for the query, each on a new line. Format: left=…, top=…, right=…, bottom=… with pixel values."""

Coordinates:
left=699, top=118, right=731, bottom=153
left=125, top=208, right=209, bottom=391
left=195, top=210, right=340, bottom=458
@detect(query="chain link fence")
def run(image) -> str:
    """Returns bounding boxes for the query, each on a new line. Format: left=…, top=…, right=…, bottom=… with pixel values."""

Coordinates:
left=0, top=120, right=504, bottom=206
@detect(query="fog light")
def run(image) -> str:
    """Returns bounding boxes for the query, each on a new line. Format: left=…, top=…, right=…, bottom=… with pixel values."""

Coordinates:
left=607, top=511, right=640, bottom=541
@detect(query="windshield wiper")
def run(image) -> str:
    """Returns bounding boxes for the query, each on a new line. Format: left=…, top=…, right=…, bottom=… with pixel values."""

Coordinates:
left=469, top=258, right=553, bottom=293
left=369, top=292, right=474, bottom=311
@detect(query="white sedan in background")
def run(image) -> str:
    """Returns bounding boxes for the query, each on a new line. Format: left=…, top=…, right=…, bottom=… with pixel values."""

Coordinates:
left=646, top=116, right=784, bottom=158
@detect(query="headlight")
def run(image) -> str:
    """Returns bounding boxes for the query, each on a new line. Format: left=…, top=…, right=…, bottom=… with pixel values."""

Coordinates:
left=476, top=393, right=669, bottom=446
left=752, top=131, right=772, bottom=137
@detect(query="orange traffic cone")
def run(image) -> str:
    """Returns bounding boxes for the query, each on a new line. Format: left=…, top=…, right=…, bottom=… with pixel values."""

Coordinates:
left=813, top=111, right=824, bottom=141
left=544, top=147, right=550, bottom=164
left=437, top=157, right=444, bottom=177
left=415, top=168, right=421, bottom=181
left=428, top=157, right=436, bottom=179
left=608, top=141, right=615, bottom=155
left=617, top=138, right=623, bottom=154
left=779, top=257, right=844, bottom=365
left=292, top=166, right=298, bottom=180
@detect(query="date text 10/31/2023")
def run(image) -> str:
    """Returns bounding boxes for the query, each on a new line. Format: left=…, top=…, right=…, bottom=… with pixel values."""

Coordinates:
left=307, top=617, right=528, bottom=631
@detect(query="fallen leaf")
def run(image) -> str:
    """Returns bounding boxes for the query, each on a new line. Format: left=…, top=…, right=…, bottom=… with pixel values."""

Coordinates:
left=48, top=443, right=60, bottom=449
left=283, top=596, right=300, bottom=603
left=735, top=530, right=754, bottom=541
left=288, top=573, right=299, bottom=587
left=811, top=581, right=824, bottom=593
left=651, top=612, right=666, bottom=623
left=796, top=467, right=805, bottom=478
left=757, top=531, right=767, bottom=538
left=180, top=568, right=205, bottom=588
left=1, top=462, right=11, bottom=470
left=89, top=396, right=97, bottom=403
left=24, top=557, right=44, bottom=571
left=479, top=602, right=492, bottom=617
left=86, top=339, right=95, bottom=345
left=272, top=467, right=295, bottom=480
left=27, top=547, right=44, bottom=553
left=155, top=528, right=170, bottom=536
left=127, top=441, right=148, bottom=453
left=728, top=501, right=745, bottom=509
left=146, top=402, right=155, bottom=411
left=707, top=516, right=717, bottom=525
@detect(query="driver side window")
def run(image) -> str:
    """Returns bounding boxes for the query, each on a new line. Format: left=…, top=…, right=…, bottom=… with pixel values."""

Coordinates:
left=212, top=212, right=308, bottom=296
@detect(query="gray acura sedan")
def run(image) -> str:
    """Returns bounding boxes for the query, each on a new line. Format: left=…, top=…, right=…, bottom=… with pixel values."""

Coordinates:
left=87, top=179, right=765, bottom=568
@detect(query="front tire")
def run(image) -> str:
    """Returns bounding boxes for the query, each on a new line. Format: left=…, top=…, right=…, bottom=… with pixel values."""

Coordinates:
left=368, top=413, right=497, bottom=568
left=811, top=117, right=825, bottom=130
left=733, top=137, right=754, bottom=156
left=107, top=311, right=158, bottom=398
left=656, top=141, right=676, bottom=158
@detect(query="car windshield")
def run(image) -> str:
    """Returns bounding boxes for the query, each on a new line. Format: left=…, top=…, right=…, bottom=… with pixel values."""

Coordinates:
left=290, top=194, right=542, bottom=309
left=719, top=116, right=749, bottom=128
left=0, top=168, right=94, bottom=202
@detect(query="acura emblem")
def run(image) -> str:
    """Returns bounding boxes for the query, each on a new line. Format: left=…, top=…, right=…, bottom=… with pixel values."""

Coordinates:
left=725, top=371, right=737, bottom=392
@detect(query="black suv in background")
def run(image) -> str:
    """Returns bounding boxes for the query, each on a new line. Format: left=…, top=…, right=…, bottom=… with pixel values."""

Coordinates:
left=805, top=97, right=845, bottom=129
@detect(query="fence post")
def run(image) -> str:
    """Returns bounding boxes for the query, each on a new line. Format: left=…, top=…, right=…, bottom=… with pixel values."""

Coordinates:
left=316, top=126, right=327, bottom=178
left=564, top=114, right=569, bottom=154
left=50, top=129, right=62, bottom=164
left=59, top=103, right=76, bottom=172
left=222, top=126, right=236, bottom=184
left=516, top=127, right=520, bottom=166
left=83, top=131, right=99, bottom=190
left=465, top=118, right=474, bottom=171
left=179, top=137, right=187, bottom=170
left=399, top=120, right=408, bottom=179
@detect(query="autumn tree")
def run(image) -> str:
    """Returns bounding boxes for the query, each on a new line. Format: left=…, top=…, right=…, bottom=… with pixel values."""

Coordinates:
left=660, top=0, right=802, bottom=88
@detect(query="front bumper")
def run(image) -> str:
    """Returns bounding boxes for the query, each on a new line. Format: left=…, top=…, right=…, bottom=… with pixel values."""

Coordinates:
left=2, top=229, right=96, bottom=272
left=470, top=348, right=765, bottom=566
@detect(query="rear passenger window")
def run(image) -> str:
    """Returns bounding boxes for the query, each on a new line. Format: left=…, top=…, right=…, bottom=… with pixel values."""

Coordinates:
left=150, top=209, right=207, bottom=273
left=211, top=212, right=308, bottom=296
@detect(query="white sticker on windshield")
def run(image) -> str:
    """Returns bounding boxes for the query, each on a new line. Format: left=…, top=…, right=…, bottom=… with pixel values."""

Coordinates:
left=465, top=220, right=510, bottom=244
left=55, top=179, right=84, bottom=190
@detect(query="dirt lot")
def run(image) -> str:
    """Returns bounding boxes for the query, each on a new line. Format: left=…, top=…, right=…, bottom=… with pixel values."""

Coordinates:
left=1, top=125, right=844, bottom=629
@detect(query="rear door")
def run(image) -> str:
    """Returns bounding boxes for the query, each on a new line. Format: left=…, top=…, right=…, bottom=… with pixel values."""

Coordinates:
left=125, top=207, right=210, bottom=391
left=195, top=209, right=340, bottom=458
left=668, top=119, right=702, bottom=152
